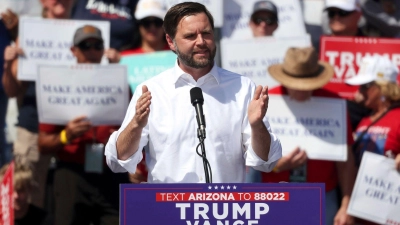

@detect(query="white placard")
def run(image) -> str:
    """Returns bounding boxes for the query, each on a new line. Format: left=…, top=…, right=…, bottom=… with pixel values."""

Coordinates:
left=36, top=65, right=129, bottom=126
left=0, top=0, right=41, bottom=17
left=302, top=0, right=325, bottom=26
left=18, top=17, right=110, bottom=81
left=222, top=0, right=306, bottom=40
left=348, top=152, right=400, bottom=224
left=163, top=0, right=223, bottom=27
left=221, top=35, right=311, bottom=88
left=267, top=95, right=347, bottom=161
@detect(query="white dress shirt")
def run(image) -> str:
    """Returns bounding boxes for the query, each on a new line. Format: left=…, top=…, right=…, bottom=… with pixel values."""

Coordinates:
left=105, top=63, right=282, bottom=183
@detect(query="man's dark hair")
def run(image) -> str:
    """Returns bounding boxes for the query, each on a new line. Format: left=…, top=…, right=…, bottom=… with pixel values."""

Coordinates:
left=163, top=2, right=214, bottom=40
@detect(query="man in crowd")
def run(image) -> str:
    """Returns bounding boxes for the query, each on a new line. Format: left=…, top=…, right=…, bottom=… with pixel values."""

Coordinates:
left=0, top=159, right=52, bottom=225
left=38, top=25, right=127, bottom=225
left=105, top=2, right=282, bottom=183
left=266, top=47, right=357, bottom=225
left=325, top=0, right=371, bottom=131
left=249, top=0, right=279, bottom=37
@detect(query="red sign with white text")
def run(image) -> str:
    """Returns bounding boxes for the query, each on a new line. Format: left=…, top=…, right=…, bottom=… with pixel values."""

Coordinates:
left=0, top=161, right=14, bottom=225
left=320, top=36, right=400, bottom=99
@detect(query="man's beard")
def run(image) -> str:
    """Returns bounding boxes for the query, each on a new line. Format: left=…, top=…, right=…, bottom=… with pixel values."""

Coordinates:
left=174, top=41, right=216, bottom=69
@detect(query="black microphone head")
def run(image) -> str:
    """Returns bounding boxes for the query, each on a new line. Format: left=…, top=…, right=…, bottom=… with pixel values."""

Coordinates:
left=190, top=87, right=204, bottom=106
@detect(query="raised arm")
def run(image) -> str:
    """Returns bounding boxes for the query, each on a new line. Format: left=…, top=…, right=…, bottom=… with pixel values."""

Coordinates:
left=248, top=85, right=271, bottom=161
left=116, top=85, right=151, bottom=160
left=2, top=44, right=24, bottom=97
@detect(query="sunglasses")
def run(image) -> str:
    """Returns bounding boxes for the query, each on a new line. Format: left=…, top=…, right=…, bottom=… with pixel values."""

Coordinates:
left=252, top=16, right=278, bottom=26
left=140, top=18, right=163, bottom=28
left=359, top=82, right=376, bottom=91
left=77, top=41, right=104, bottom=51
left=327, top=9, right=355, bottom=19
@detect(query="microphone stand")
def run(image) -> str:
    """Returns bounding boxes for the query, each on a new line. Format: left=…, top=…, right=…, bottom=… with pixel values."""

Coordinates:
left=196, top=129, right=212, bottom=183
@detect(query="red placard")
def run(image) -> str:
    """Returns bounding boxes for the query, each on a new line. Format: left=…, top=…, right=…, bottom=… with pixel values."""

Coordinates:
left=320, top=36, right=400, bottom=99
left=0, top=161, right=14, bottom=225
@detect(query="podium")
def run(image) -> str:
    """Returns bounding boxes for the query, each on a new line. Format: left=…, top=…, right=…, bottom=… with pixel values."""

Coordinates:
left=120, top=183, right=325, bottom=224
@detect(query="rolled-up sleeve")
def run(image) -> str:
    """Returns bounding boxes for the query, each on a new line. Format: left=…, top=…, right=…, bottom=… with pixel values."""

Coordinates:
left=244, top=118, right=282, bottom=173
left=104, top=84, right=149, bottom=173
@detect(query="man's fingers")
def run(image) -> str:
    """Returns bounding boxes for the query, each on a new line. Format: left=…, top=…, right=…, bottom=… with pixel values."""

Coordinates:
left=262, top=86, right=269, bottom=95
left=252, top=85, right=262, bottom=100
left=142, top=85, right=149, bottom=94
left=72, top=115, right=88, bottom=123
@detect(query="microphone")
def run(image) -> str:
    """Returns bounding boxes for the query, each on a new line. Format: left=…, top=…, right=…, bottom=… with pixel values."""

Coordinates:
left=190, top=87, right=206, bottom=139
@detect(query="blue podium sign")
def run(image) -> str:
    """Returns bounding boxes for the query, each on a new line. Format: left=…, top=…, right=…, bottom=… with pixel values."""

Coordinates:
left=120, top=183, right=325, bottom=225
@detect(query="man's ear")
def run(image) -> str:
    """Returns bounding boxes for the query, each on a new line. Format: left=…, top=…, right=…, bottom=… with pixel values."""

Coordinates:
left=70, top=46, right=77, bottom=57
left=166, top=34, right=175, bottom=52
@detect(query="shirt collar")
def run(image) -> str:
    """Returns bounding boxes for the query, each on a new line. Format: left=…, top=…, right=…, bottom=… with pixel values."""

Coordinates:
left=171, top=60, right=221, bottom=85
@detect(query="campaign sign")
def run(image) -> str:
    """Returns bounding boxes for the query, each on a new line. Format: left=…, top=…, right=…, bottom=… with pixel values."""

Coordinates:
left=164, top=0, right=223, bottom=27
left=120, top=50, right=176, bottom=92
left=221, top=36, right=311, bottom=89
left=267, top=95, right=347, bottom=161
left=0, top=0, right=41, bottom=16
left=18, top=17, right=110, bottom=81
left=0, top=161, right=13, bottom=225
left=36, top=64, right=129, bottom=125
left=348, top=152, right=400, bottom=225
left=121, top=183, right=325, bottom=225
left=222, top=0, right=306, bottom=40
left=320, top=36, right=400, bottom=99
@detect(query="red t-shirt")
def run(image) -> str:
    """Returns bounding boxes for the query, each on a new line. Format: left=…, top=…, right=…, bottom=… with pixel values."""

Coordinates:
left=261, top=86, right=354, bottom=192
left=40, top=124, right=118, bottom=164
left=121, top=44, right=171, bottom=56
left=354, top=107, right=400, bottom=165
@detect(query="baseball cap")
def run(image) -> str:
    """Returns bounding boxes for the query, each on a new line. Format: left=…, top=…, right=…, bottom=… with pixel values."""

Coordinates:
left=345, top=55, right=399, bottom=85
left=325, top=0, right=361, bottom=11
left=73, top=25, right=103, bottom=46
left=252, top=1, right=278, bottom=19
left=135, top=0, right=166, bottom=20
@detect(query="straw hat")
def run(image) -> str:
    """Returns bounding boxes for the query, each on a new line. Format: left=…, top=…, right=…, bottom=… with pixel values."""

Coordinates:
left=268, top=47, right=334, bottom=91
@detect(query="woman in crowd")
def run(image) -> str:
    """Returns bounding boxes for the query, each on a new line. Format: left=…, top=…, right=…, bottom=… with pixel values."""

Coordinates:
left=122, top=0, right=169, bottom=56
left=345, top=55, right=400, bottom=225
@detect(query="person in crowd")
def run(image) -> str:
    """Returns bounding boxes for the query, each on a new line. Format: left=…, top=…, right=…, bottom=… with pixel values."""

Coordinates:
left=122, top=0, right=169, bottom=56
left=38, top=25, right=127, bottom=225
left=1, top=0, right=75, bottom=209
left=0, top=159, right=52, bottom=225
left=325, top=0, right=372, bottom=132
left=345, top=55, right=400, bottom=225
left=265, top=47, right=357, bottom=225
left=105, top=2, right=282, bottom=183
left=71, top=0, right=139, bottom=51
left=361, top=0, right=400, bottom=37
left=245, top=0, right=279, bottom=183
left=249, top=0, right=279, bottom=37
left=325, top=0, right=363, bottom=36
left=0, top=10, right=16, bottom=167
left=346, top=55, right=400, bottom=167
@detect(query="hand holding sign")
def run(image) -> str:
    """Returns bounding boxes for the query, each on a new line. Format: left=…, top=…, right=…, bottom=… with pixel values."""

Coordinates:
left=104, top=48, right=121, bottom=63
left=66, top=116, right=92, bottom=141
left=248, top=85, right=269, bottom=128
left=133, top=85, right=152, bottom=129
left=334, top=206, right=354, bottom=225
left=274, top=147, right=307, bottom=172
left=4, top=45, right=23, bottom=64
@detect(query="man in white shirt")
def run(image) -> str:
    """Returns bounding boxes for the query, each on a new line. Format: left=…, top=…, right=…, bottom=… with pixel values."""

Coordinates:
left=105, top=2, right=282, bottom=183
